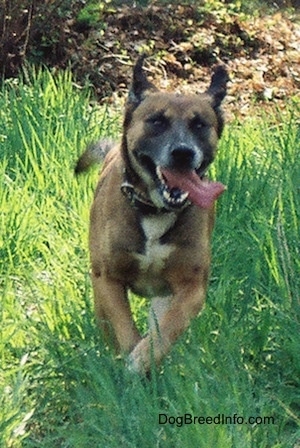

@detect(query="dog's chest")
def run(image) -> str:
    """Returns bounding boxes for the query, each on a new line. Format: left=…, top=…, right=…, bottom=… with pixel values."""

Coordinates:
left=132, top=213, right=176, bottom=297
left=140, top=213, right=176, bottom=269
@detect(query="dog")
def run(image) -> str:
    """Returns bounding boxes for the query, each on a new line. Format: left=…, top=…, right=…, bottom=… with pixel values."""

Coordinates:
left=75, top=56, right=229, bottom=374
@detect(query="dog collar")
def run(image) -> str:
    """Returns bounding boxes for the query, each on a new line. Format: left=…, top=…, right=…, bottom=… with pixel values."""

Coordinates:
left=121, top=180, right=169, bottom=215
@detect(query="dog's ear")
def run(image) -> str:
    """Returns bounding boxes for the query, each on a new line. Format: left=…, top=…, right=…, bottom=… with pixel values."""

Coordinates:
left=206, top=65, right=229, bottom=108
left=127, top=55, right=158, bottom=106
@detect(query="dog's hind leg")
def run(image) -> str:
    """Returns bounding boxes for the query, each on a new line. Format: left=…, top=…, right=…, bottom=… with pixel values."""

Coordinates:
left=91, top=272, right=142, bottom=353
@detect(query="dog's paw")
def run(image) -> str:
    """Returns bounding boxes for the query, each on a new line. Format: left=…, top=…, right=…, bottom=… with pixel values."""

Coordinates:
left=126, top=355, right=141, bottom=374
left=126, top=340, right=150, bottom=375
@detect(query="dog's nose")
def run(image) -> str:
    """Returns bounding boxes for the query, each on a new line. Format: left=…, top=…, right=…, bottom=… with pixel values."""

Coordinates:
left=171, top=146, right=195, bottom=169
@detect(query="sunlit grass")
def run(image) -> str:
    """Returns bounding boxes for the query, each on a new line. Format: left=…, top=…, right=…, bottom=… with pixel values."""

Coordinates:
left=0, top=69, right=299, bottom=447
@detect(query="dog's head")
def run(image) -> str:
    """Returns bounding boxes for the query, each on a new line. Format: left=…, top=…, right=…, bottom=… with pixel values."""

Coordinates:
left=122, top=55, right=229, bottom=211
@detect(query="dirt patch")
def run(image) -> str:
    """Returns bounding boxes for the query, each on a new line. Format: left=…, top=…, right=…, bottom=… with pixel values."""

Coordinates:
left=68, top=5, right=300, bottom=116
left=1, top=3, right=300, bottom=116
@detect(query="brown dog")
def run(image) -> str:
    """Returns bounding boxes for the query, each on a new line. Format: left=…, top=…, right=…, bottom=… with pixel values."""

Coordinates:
left=76, top=56, right=228, bottom=374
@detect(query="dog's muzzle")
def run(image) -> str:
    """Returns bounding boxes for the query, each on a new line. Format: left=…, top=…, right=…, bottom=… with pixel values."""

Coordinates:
left=158, top=166, right=226, bottom=210
left=156, top=166, right=189, bottom=209
left=127, top=146, right=226, bottom=212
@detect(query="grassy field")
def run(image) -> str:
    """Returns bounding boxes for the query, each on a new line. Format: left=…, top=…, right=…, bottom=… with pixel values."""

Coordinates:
left=1, top=69, right=299, bottom=447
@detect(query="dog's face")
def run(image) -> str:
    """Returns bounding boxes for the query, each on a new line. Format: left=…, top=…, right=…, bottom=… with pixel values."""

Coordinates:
left=122, top=57, right=229, bottom=210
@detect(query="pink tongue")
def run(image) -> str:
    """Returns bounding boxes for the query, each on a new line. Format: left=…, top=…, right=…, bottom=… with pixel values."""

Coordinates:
left=161, top=168, right=226, bottom=209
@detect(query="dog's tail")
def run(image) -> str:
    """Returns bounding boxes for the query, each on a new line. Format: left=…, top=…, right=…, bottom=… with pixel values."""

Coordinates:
left=74, top=138, right=116, bottom=174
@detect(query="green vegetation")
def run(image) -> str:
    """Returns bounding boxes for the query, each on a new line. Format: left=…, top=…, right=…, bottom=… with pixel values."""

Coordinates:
left=1, top=69, right=299, bottom=447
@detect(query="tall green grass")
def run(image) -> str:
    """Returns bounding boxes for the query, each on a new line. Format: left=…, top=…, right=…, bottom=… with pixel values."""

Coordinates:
left=0, top=69, right=299, bottom=447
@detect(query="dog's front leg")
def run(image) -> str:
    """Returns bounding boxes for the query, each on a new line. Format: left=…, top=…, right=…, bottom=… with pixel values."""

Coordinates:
left=91, top=272, right=142, bottom=353
left=127, top=281, right=207, bottom=374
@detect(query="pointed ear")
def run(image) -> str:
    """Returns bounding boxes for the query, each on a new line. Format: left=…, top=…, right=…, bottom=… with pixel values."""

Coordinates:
left=206, top=65, right=229, bottom=108
left=127, top=55, right=158, bottom=106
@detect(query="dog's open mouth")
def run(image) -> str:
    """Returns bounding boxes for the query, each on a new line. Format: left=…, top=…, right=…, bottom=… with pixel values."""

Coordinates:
left=157, top=167, right=226, bottom=209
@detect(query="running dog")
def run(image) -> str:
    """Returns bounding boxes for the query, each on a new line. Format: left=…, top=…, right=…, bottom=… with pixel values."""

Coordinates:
left=75, top=56, right=229, bottom=374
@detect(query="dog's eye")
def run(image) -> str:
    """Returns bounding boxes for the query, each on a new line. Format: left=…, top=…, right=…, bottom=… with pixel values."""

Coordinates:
left=190, top=116, right=208, bottom=132
left=147, top=114, right=169, bottom=131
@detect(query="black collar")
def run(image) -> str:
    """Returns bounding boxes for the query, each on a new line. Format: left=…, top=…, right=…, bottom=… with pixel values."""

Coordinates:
left=121, top=179, right=169, bottom=215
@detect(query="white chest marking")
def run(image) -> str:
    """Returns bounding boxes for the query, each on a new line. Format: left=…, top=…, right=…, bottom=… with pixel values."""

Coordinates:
left=136, top=213, right=176, bottom=273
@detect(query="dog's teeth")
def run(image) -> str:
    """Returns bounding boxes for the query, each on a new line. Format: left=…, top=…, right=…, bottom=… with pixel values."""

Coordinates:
left=156, top=166, right=164, bottom=182
left=163, top=190, right=171, bottom=200
left=162, top=187, right=189, bottom=205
